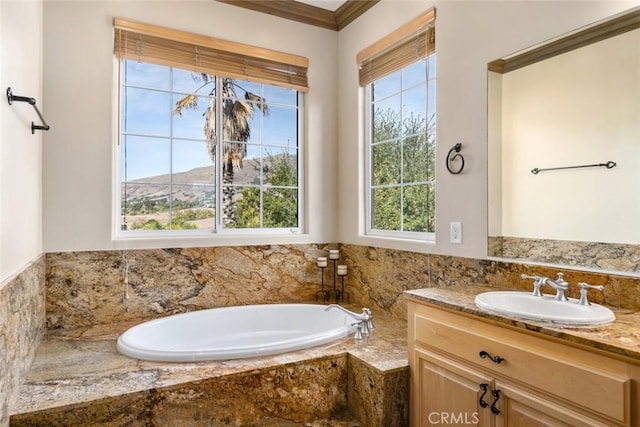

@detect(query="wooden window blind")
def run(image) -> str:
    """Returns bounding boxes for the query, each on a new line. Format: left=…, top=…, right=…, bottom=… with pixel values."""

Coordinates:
left=357, top=9, right=435, bottom=86
left=113, top=18, right=309, bottom=92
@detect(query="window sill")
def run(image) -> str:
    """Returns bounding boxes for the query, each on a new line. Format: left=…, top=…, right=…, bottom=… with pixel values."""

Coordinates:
left=111, top=230, right=313, bottom=250
left=349, top=233, right=436, bottom=255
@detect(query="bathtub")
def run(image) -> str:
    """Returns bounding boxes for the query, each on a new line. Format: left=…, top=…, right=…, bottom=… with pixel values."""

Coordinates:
left=116, top=303, right=355, bottom=362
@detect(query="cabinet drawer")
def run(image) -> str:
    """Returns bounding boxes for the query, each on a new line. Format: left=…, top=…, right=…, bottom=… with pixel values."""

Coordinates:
left=412, top=304, right=630, bottom=425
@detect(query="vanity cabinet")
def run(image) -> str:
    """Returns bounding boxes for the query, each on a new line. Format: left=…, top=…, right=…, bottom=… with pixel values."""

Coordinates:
left=407, top=299, right=636, bottom=427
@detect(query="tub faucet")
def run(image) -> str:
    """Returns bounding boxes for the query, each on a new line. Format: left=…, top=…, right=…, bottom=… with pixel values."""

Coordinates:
left=363, top=308, right=375, bottom=331
left=325, top=304, right=372, bottom=340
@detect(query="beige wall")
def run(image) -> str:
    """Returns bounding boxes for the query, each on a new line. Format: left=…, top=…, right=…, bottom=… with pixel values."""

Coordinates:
left=337, top=0, right=638, bottom=258
left=0, top=0, right=43, bottom=283
left=41, top=0, right=639, bottom=258
left=0, top=1, right=45, bottom=422
left=487, top=70, right=502, bottom=238
left=42, top=1, right=339, bottom=252
left=500, top=29, right=640, bottom=244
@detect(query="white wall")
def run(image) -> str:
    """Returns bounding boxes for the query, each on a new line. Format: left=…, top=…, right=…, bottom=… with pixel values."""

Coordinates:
left=337, top=0, right=639, bottom=257
left=42, top=1, right=338, bottom=252
left=500, top=29, right=640, bottom=244
left=0, top=0, right=43, bottom=282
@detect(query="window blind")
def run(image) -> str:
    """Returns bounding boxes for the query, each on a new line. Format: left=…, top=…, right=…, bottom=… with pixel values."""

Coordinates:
left=113, top=18, right=309, bottom=92
left=357, top=9, right=435, bottom=87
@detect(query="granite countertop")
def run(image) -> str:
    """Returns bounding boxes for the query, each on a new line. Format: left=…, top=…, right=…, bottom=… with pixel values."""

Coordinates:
left=404, top=284, right=640, bottom=363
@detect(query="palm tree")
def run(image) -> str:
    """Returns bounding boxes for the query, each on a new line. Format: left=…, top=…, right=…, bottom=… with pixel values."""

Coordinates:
left=174, top=75, right=269, bottom=226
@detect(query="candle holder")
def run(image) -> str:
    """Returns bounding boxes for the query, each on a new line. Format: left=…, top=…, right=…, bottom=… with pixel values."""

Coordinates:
left=329, top=250, right=339, bottom=301
left=316, top=251, right=349, bottom=303
left=337, top=266, right=350, bottom=303
left=315, top=257, right=329, bottom=302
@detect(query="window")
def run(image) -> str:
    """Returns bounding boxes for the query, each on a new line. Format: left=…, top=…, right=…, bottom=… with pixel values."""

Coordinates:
left=113, top=19, right=307, bottom=235
left=358, top=10, right=436, bottom=240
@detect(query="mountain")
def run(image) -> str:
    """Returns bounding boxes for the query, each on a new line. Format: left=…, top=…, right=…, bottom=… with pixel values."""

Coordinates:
left=122, top=155, right=296, bottom=205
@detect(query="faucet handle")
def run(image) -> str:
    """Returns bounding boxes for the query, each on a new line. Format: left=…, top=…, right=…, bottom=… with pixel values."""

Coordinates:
left=577, top=282, right=605, bottom=306
left=555, top=272, right=569, bottom=288
left=521, top=274, right=545, bottom=296
left=352, top=322, right=364, bottom=340
left=360, top=318, right=370, bottom=335
left=363, top=308, right=375, bottom=330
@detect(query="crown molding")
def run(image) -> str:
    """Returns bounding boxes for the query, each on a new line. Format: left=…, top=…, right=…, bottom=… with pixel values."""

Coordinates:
left=216, top=0, right=379, bottom=31
left=488, top=7, right=640, bottom=74
left=335, top=0, right=379, bottom=30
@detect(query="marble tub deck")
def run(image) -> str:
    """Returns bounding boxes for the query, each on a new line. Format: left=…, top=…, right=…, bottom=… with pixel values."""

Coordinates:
left=10, top=309, right=408, bottom=426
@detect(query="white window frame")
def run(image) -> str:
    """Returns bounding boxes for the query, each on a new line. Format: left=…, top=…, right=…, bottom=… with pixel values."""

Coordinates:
left=363, top=72, right=435, bottom=242
left=113, top=63, right=305, bottom=239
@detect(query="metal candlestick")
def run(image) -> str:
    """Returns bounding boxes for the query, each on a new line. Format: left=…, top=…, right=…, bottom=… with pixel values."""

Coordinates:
left=338, top=274, right=350, bottom=303
left=332, top=258, right=338, bottom=299
left=315, top=264, right=329, bottom=302
left=316, top=251, right=347, bottom=303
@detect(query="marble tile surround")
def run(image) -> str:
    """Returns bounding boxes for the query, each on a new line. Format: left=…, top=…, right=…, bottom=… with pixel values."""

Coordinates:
left=9, top=243, right=640, bottom=426
left=0, top=256, right=45, bottom=427
left=46, top=245, right=334, bottom=329
left=11, top=312, right=408, bottom=426
left=45, top=244, right=640, bottom=328
left=13, top=352, right=352, bottom=426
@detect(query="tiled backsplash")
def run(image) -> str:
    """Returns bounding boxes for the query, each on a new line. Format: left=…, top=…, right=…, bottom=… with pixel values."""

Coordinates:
left=45, top=244, right=640, bottom=329
left=489, top=236, right=640, bottom=274
left=342, top=244, right=640, bottom=319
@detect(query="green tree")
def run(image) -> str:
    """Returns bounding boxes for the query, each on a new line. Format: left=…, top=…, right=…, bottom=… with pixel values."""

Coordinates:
left=233, top=153, right=298, bottom=228
left=372, top=108, right=435, bottom=232
left=131, top=219, right=163, bottom=230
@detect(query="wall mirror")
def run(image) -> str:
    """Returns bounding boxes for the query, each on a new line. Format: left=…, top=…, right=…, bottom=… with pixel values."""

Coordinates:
left=487, top=7, right=640, bottom=274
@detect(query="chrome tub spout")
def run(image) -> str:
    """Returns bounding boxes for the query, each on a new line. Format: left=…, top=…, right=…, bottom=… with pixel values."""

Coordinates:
left=325, top=304, right=373, bottom=340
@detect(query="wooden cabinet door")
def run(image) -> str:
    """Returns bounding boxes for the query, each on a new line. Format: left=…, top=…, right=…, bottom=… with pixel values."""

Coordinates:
left=408, top=301, right=633, bottom=427
left=413, top=348, right=495, bottom=427
left=493, top=380, right=612, bottom=427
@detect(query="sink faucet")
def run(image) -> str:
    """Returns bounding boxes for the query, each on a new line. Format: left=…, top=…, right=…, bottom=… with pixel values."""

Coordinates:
left=542, top=273, right=569, bottom=301
left=325, top=304, right=372, bottom=339
left=521, top=273, right=569, bottom=301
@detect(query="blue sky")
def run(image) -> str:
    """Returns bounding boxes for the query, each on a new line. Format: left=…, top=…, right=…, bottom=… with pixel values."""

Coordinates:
left=121, top=60, right=299, bottom=181
left=121, top=56, right=434, bottom=182
left=372, top=55, right=436, bottom=137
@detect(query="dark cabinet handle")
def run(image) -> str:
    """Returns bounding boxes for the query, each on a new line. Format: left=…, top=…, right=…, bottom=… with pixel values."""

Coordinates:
left=479, top=350, right=504, bottom=364
left=490, top=389, right=501, bottom=415
left=479, top=383, right=489, bottom=408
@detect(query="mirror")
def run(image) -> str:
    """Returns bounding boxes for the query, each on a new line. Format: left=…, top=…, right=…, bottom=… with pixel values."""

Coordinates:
left=488, top=7, right=640, bottom=274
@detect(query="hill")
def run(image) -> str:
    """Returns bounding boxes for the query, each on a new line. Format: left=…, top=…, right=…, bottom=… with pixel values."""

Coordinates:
left=123, top=155, right=296, bottom=205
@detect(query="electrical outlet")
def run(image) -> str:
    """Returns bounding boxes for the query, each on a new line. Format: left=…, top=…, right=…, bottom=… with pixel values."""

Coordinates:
left=450, top=222, right=462, bottom=244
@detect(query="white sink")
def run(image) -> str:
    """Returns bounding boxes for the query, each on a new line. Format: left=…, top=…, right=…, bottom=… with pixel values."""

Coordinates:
left=475, top=291, right=615, bottom=326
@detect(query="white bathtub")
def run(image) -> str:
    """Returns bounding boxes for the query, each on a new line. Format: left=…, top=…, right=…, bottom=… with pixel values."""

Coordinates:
left=116, top=303, right=355, bottom=362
